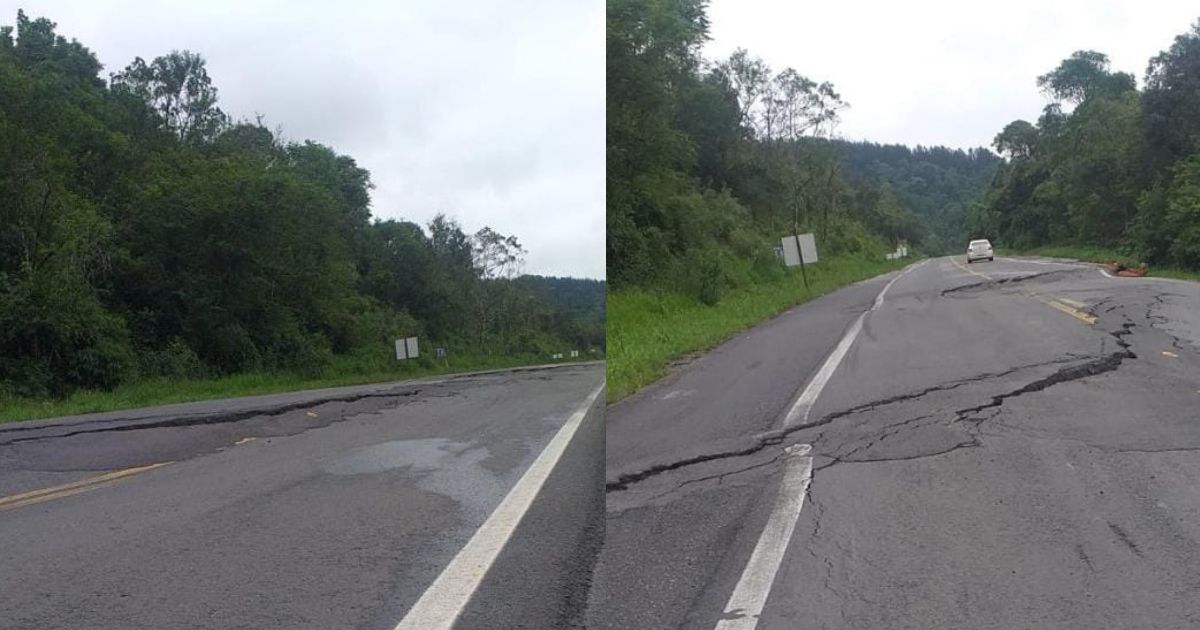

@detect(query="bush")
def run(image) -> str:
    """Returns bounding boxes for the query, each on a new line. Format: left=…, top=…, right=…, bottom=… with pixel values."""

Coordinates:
left=141, top=338, right=207, bottom=379
left=672, top=247, right=730, bottom=306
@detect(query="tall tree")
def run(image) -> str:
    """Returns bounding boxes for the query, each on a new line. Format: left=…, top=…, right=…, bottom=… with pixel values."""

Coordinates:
left=111, top=50, right=229, bottom=144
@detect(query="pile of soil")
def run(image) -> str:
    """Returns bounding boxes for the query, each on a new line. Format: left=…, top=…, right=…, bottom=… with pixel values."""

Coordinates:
left=1103, top=261, right=1148, bottom=277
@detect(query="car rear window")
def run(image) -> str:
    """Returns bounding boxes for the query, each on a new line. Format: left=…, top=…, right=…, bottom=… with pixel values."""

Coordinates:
left=969, top=240, right=990, bottom=247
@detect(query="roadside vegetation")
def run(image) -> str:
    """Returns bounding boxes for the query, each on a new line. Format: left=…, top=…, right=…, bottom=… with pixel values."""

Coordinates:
left=0, top=12, right=604, bottom=419
left=973, top=22, right=1200, bottom=275
left=607, top=255, right=907, bottom=401
left=605, top=0, right=989, bottom=400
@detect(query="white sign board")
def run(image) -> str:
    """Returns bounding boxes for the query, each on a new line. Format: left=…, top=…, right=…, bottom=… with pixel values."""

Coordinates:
left=797, top=233, right=818, bottom=264
left=780, top=236, right=800, bottom=267
left=780, top=233, right=818, bottom=267
left=395, top=336, right=419, bottom=360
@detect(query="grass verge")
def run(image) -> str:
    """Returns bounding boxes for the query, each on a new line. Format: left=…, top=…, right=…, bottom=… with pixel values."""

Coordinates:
left=0, top=352, right=589, bottom=424
left=1011, top=245, right=1200, bottom=283
left=606, top=255, right=912, bottom=403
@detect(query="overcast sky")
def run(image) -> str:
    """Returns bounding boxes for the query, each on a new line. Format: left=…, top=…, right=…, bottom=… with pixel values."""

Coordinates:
left=5, top=1, right=604, bottom=279
left=706, top=0, right=1199, bottom=150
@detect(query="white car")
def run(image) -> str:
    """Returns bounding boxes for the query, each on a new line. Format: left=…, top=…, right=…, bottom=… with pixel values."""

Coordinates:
left=966, top=239, right=993, bottom=263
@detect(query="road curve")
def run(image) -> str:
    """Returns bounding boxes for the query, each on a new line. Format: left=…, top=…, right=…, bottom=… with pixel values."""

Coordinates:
left=0, top=362, right=604, bottom=630
left=589, top=256, right=1200, bottom=629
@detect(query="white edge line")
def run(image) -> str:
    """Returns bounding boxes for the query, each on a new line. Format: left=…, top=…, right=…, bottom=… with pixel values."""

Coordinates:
left=393, top=381, right=605, bottom=630
left=781, top=260, right=923, bottom=428
left=714, top=447, right=813, bottom=630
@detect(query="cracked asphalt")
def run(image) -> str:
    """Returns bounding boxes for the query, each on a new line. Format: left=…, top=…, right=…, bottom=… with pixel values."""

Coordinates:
left=0, top=363, right=604, bottom=630
left=588, top=256, right=1200, bottom=629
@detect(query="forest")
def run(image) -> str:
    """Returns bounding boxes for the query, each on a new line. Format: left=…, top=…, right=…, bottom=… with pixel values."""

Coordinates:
left=607, top=0, right=1000, bottom=305
left=0, top=11, right=604, bottom=400
left=973, top=22, right=1200, bottom=269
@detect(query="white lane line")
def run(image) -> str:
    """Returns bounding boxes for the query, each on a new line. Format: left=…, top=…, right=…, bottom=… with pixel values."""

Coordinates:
left=714, top=444, right=813, bottom=630
left=713, top=260, right=922, bottom=630
left=782, top=260, right=923, bottom=428
left=393, top=381, right=605, bottom=630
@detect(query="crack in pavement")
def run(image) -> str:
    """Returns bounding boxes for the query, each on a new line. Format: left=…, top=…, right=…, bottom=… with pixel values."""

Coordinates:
left=606, top=353, right=1116, bottom=493
left=953, top=322, right=1136, bottom=424
left=609, top=306, right=1145, bottom=495
left=940, top=269, right=1076, bottom=297
left=0, top=387, right=433, bottom=446
left=816, top=355, right=1089, bottom=426
left=814, top=437, right=981, bottom=472
left=1145, top=292, right=1191, bottom=352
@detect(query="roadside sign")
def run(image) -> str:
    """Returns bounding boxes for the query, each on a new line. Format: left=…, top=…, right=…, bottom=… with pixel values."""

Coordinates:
left=781, top=236, right=801, bottom=267
left=797, top=233, right=818, bottom=264
left=435, top=347, right=447, bottom=359
left=780, top=233, right=818, bottom=266
left=395, top=336, right=420, bottom=360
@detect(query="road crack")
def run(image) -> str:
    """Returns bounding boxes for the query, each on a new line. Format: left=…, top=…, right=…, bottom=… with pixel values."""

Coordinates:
left=0, top=387, right=429, bottom=446
left=940, top=269, right=1075, bottom=297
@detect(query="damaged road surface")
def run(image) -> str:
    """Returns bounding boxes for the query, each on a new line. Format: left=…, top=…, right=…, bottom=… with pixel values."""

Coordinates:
left=588, top=256, right=1200, bottom=629
left=0, top=363, right=605, bottom=630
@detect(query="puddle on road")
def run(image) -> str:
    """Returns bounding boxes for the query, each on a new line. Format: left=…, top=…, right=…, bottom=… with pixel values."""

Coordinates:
left=322, top=438, right=505, bottom=521
left=323, top=438, right=456, bottom=476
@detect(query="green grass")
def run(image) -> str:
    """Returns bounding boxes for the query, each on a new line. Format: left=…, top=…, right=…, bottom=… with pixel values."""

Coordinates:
left=0, top=351, right=586, bottom=424
left=606, top=255, right=912, bottom=403
left=1011, top=245, right=1200, bottom=283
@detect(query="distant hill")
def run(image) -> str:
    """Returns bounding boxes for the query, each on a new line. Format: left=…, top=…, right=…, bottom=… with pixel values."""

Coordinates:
left=833, top=140, right=1001, bottom=254
left=512, top=276, right=605, bottom=351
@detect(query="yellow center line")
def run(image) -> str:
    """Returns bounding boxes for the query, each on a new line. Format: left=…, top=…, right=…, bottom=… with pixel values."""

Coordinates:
left=0, top=462, right=170, bottom=512
left=949, top=256, right=992, bottom=280
left=1034, top=296, right=1097, bottom=325
left=1057, top=297, right=1088, bottom=309
left=949, top=259, right=1095, bottom=325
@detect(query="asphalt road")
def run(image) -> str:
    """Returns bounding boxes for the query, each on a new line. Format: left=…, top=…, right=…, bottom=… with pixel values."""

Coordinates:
left=590, top=256, right=1200, bottom=629
left=0, top=362, right=605, bottom=630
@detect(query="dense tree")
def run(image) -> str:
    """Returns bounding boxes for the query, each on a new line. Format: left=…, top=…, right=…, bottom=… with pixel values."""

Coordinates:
left=1143, top=21, right=1200, bottom=173
left=606, top=0, right=997, bottom=299
left=111, top=50, right=230, bottom=144
left=1036, top=50, right=1135, bottom=105
left=0, top=12, right=603, bottom=397
left=975, top=22, right=1200, bottom=270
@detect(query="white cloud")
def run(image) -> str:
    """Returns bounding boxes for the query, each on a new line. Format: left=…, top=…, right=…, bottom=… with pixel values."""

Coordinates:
left=4, top=0, right=605, bottom=278
left=705, top=0, right=1199, bottom=149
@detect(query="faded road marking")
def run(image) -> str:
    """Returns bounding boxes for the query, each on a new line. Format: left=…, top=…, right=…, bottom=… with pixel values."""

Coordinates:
left=0, top=462, right=170, bottom=513
left=714, top=445, right=812, bottom=630
left=950, top=256, right=992, bottom=280
left=1035, top=296, right=1097, bottom=325
left=393, top=381, right=605, bottom=630
left=234, top=436, right=257, bottom=445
